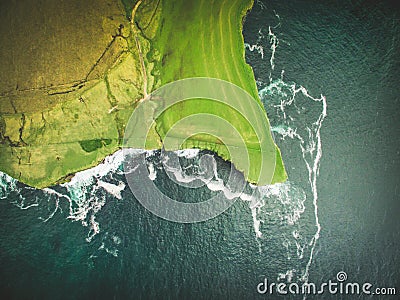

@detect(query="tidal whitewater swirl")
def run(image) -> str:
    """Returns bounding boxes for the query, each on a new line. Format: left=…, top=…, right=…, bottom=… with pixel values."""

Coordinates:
left=0, top=25, right=326, bottom=286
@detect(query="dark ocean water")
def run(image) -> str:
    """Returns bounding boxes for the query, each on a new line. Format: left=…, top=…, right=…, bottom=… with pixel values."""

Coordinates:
left=1, top=1, right=399, bottom=299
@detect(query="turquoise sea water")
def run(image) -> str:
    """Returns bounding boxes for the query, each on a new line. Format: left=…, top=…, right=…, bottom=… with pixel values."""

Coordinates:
left=1, top=1, right=399, bottom=299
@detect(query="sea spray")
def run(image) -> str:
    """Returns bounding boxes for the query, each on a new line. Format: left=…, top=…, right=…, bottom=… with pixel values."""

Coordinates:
left=0, top=171, right=18, bottom=200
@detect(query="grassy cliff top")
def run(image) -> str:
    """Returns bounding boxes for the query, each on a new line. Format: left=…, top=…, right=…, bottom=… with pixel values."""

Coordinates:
left=0, top=0, right=286, bottom=188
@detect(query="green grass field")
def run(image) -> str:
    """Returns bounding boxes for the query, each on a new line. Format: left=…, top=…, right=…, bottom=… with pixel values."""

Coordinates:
left=0, top=0, right=286, bottom=188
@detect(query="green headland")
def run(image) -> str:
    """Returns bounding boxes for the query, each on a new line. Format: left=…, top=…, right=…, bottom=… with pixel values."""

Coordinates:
left=0, top=0, right=287, bottom=188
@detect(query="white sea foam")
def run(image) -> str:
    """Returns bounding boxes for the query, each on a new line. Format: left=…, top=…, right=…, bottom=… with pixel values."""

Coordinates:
left=176, top=149, right=200, bottom=159
left=161, top=150, right=245, bottom=200
left=97, top=180, right=125, bottom=200
left=49, top=149, right=138, bottom=242
left=245, top=43, right=264, bottom=59
left=147, top=163, right=157, bottom=181
left=0, top=171, right=18, bottom=200
left=64, top=149, right=127, bottom=187
left=245, top=21, right=327, bottom=289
